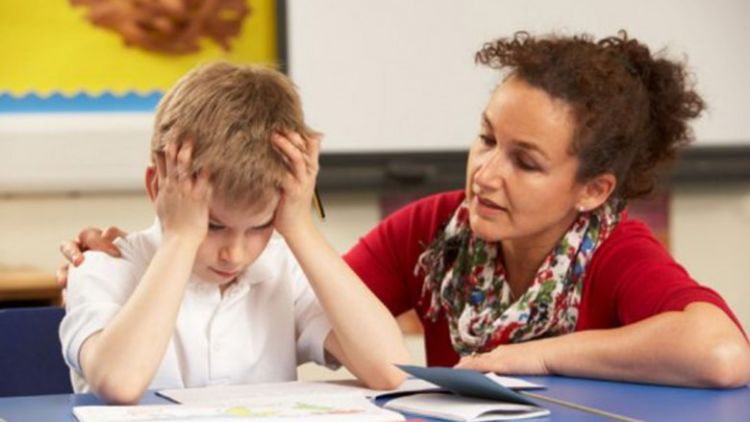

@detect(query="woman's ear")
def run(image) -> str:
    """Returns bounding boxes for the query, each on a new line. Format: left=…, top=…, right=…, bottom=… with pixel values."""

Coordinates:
left=145, top=165, right=159, bottom=202
left=577, top=173, right=616, bottom=212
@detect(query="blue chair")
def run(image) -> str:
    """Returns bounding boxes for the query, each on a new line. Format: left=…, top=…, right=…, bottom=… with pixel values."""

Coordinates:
left=0, top=306, right=73, bottom=396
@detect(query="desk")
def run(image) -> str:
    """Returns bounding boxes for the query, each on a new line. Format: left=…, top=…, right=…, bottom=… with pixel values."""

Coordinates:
left=0, top=377, right=748, bottom=422
left=0, top=269, right=61, bottom=305
left=524, top=376, right=750, bottom=421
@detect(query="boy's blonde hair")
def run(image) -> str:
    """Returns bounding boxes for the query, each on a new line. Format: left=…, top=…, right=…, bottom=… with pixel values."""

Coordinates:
left=151, top=62, right=314, bottom=207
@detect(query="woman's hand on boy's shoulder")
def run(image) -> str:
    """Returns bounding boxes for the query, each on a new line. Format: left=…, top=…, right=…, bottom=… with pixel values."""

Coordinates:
left=57, top=226, right=127, bottom=287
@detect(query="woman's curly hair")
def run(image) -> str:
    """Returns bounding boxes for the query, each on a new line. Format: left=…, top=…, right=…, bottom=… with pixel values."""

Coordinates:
left=475, top=31, right=705, bottom=200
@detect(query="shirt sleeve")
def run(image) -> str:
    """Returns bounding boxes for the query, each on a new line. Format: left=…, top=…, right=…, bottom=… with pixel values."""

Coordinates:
left=590, top=220, right=743, bottom=332
left=290, top=256, right=335, bottom=368
left=59, top=250, right=139, bottom=377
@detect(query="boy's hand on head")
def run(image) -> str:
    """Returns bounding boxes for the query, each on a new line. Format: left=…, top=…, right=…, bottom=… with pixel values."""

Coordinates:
left=155, top=137, right=212, bottom=244
left=272, top=132, right=321, bottom=236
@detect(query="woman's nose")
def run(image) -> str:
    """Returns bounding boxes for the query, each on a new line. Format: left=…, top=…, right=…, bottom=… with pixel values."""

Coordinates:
left=474, top=149, right=507, bottom=189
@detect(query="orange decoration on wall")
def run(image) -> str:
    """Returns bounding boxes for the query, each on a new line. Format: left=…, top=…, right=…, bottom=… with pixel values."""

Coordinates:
left=70, top=0, right=251, bottom=55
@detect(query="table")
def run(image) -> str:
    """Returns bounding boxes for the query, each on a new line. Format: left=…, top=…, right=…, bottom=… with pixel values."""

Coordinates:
left=0, top=269, right=61, bottom=305
left=0, top=376, right=748, bottom=422
left=522, top=375, right=750, bottom=421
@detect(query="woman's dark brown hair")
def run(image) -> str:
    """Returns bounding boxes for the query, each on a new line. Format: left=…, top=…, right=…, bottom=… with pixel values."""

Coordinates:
left=475, top=31, right=705, bottom=200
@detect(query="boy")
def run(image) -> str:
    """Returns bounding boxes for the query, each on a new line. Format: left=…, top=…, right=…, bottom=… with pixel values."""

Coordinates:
left=59, top=62, right=408, bottom=404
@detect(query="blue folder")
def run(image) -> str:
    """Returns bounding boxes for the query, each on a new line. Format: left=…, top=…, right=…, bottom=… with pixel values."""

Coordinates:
left=396, top=364, right=539, bottom=406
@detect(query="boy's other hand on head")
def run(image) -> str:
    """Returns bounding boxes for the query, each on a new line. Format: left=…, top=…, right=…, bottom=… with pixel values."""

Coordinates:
left=155, top=136, right=212, bottom=244
left=271, top=132, right=321, bottom=237
left=57, top=226, right=126, bottom=286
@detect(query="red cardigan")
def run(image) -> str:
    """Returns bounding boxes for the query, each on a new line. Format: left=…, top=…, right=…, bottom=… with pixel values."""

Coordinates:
left=344, top=190, right=741, bottom=366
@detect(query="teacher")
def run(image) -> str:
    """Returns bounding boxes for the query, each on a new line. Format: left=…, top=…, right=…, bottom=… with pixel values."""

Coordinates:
left=60, top=31, right=750, bottom=388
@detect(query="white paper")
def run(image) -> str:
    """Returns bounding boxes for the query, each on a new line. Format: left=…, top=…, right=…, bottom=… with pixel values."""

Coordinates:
left=158, top=380, right=373, bottom=405
left=74, top=393, right=404, bottom=422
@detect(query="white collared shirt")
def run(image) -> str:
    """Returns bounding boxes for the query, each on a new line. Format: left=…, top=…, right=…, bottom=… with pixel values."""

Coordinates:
left=60, top=221, right=333, bottom=393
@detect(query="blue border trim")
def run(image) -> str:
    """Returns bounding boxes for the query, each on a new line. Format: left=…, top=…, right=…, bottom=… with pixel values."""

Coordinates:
left=0, top=92, right=162, bottom=113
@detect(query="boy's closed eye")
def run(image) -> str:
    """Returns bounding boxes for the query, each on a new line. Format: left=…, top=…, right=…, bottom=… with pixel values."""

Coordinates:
left=207, top=219, right=274, bottom=232
left=252, top=219, right=275, bottom=231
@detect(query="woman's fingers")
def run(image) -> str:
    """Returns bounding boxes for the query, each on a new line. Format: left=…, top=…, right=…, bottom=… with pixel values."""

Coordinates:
left=102, top=226, right=127, bottom=243
left=56, top=264, right=70, bottom=287
left=455, top=353, right=499, bottom=373
left=57, top=225, right=127, bottom=285
left=78, top=226, right=122, bottom=257
left=59, top=239, right=84, bottom=266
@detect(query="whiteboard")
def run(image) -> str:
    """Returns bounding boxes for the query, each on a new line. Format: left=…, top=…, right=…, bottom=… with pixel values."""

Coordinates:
left=287, top=0, right=750, bottom=153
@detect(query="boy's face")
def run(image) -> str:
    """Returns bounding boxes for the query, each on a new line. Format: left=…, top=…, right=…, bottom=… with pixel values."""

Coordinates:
left=192, top=193, right=279, bottom=286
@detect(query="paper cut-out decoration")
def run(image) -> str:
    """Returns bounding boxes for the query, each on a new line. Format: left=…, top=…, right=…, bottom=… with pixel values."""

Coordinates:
left=70, top=0, right=251, bottom=55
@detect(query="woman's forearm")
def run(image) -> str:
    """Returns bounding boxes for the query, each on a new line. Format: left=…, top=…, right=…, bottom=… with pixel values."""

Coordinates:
left=458, top=302, right=750, bottom=388
left=542, top=303, right=750, bottom=388
left=80, top=236, right=200, bottom=403
left=283, top=221, right=410, bottom=390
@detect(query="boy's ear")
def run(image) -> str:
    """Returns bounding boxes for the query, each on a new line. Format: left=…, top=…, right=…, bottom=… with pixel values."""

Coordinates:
left=145, top=165, right=159, bottom=202
left=577, top=172, right=616, bottom=212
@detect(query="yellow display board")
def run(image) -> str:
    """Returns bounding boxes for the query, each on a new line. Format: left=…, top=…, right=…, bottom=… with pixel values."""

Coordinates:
left=0, top=0, right=277, bottom=96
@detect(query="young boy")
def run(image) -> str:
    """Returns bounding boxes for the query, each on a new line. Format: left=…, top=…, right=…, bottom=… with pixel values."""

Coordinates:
left=59, top=62, right=408, bottom=404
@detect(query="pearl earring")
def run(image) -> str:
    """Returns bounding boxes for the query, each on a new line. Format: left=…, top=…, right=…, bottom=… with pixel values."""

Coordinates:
left=578, top=206, right=586, bottom=213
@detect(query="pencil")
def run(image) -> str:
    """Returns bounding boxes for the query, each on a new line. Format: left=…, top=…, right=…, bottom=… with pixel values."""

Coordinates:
left=313, top=188, right=326, bottom=221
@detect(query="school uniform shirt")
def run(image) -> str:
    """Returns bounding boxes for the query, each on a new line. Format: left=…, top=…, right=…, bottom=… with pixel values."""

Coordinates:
left=343, top=190, right=743, bottom=367
left=60, top=221, right=334, bottom=393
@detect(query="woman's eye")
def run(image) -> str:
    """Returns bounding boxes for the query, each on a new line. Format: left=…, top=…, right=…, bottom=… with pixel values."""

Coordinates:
left=208, top=223, right=224, bottom=231
left=514, top=154, right=540, bottom=171
left=479, top=134, right=496, bottom=147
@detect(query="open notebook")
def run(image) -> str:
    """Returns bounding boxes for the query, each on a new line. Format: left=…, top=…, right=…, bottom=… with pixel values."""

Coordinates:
left=157, top=375, right=543, bottom=405
left=382, top=365, right=550, bottom=421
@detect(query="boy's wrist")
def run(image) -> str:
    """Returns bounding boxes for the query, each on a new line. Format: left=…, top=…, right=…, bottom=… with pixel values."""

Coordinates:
left=277, top=215, right=317, bottom=243
left=161, top=231, right=204, bottom=249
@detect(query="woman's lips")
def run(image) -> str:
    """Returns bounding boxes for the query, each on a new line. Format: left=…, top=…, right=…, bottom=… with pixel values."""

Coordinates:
left=477, top=195, right=506, bottom=211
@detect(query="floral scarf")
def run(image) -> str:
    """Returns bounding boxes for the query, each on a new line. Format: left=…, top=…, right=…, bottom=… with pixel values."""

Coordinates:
left=416, top=200, right=622, bottom=356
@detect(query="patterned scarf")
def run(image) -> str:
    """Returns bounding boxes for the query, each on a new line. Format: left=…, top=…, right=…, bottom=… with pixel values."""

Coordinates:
left=416, top=200, right=622, bottom=356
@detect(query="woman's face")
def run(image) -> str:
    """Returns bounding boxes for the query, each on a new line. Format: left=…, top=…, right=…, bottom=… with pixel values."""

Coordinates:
left=465, top=76, right=586, bottom=246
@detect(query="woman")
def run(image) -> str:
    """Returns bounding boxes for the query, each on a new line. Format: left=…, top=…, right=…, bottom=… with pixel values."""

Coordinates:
left=60, top=31, right=750, bottom=388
